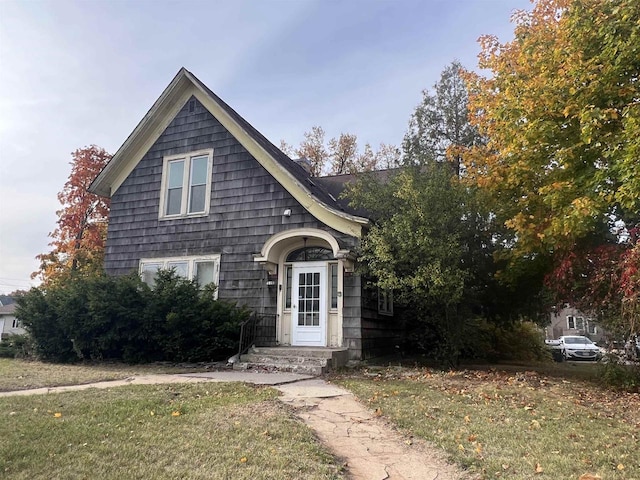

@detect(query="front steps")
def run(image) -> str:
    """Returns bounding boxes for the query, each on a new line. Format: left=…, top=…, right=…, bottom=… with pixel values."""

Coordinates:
left=234, top=346, right=349, bottom=375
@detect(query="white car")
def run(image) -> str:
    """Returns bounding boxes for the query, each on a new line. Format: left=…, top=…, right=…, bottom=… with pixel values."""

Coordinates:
left=558, top=336, right=600, bottom=361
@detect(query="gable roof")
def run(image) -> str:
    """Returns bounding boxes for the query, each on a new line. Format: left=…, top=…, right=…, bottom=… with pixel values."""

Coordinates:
left=89, top=68, right=369, bottom=238
left=0, top=304, right=17, bottom=315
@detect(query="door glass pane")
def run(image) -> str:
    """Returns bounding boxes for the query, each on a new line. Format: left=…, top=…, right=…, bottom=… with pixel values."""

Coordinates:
left=330, top=264, right=338, bottom=309
left=285, top=266, right=292, bottom=309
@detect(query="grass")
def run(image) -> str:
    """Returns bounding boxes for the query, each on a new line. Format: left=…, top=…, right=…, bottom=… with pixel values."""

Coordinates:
left=335, top=366, right=640, bottom=480
left=0, top=382, right=343, bottom=479
left=0, top=358, right=206, bottom=392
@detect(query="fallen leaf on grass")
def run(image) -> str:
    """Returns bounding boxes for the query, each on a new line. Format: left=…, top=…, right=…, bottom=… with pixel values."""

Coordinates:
left=171, top=411, right=181, bottom=417
left=617, top=464, right=625, bottom=471
left=54, top=412, right=62, bottom=418
left=239, top=457, right=248, bottom=463
left=374, top=408, right=383, bottom=417
left=535, top=463, right=543, bottom=474
left=579, top=474, right=602, bottom=480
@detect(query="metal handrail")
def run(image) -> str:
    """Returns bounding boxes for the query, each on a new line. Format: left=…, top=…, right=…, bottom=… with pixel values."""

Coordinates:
left=236, top=313, right=278, bottom=358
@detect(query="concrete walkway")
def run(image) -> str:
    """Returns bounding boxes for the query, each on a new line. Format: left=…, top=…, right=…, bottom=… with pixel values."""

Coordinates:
left=1, top=371, right=465, bottom=480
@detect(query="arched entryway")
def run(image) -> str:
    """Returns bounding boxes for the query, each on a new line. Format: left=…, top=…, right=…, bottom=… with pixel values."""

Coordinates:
left=254, top=229, right=355, bottom=347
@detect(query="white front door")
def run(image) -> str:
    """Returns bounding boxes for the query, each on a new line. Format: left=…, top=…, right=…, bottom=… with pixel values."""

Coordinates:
left=291, top=262, right=327, bottom=346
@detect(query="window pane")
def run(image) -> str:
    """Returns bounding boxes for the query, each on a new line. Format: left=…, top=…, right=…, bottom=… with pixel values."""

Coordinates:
left=141, top=263, right=162, bottom=286
left=195, top=261, right=216, bottom=286
left=190, top=156, right=208, bottom=185
left=168, top=160, right=184, bottom=188
left=188, top=184, right=206, bottom=213
left=167, top=261, right=188, bottom=278
left=330, top=264, right=337, bottom=309
left=166, top=187, right=182, bottom=215
left=285, top=266, right=292, bottom=309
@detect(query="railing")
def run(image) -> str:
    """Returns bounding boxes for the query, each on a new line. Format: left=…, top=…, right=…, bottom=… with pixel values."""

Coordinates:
left=237, top=313, right=277, bottom=357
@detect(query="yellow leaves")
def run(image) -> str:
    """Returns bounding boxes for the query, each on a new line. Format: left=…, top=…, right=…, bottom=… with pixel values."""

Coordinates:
left=171, top=411, right=181, bottom=417
left=239, top=456, right=247, bottom=464
left=54, top=412, right=62, bottom=418
left=617, top=463, right=625, bottom=471
left=149, top=411, right=155, bottom=416
left=529, top=419, right=541, bottom=430
left=579, top=474, right=602, bottom=480
left=464, top=415, right=471, bottom=424
left=535, top=462, right=544, bottom=474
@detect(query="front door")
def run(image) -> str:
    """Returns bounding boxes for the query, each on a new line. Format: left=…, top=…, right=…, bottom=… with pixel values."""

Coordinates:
left=291, top=262, right=327, bottom=346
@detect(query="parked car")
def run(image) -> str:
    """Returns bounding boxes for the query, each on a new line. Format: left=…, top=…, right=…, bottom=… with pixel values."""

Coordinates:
left=546, top=336, right=600, bottom=361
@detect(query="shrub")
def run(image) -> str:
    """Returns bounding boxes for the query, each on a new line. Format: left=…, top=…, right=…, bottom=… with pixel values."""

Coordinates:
left=16, top=271, right=248, bottom=363
left=0, top=334, right=34, bottom=359
left=597, top=358, right=640, bottom=392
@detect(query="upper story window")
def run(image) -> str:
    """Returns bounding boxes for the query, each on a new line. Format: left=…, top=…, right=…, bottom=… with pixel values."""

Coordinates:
left=159, top=149, right=213, bottom=219
left=567, top=315, right=575, bottom=329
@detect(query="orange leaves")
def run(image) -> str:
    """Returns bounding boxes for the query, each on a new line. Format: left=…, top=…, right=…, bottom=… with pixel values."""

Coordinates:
left=33, top=145, right=112, bottom=285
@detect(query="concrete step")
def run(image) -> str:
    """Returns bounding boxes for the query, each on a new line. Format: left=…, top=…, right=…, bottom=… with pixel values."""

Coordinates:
left=234, top=347, right=349, bottom=376
left=250, top=346, right=343, bottom=359
left=240, top=353, right=328, bottom=367
left=233, top=361, right=325, bottom=376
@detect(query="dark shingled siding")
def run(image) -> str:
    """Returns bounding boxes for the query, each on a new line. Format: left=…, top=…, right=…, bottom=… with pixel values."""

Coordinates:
left=104, top=97, right=370, bottom=356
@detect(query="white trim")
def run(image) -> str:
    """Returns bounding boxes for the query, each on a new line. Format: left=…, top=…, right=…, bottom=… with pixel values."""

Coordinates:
left=255, top=228, right=342, bottom=265
left=291, top=262, right=328, bottom=346
left=158, top=149, right=213, bottom=220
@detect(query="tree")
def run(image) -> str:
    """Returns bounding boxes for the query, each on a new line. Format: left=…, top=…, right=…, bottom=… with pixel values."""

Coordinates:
left=33, top=145, right=111, bottom=285
left=280, top=127, right=401, bottom=175
left=465, top=0, right=640, bottom=255
left=464, top=0, right=640, bottom=333
left=404, top=60, right=484, bottom=175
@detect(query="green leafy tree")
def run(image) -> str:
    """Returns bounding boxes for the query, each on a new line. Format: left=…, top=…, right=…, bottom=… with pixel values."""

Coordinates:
left=465, top=0, right=640, bottom=333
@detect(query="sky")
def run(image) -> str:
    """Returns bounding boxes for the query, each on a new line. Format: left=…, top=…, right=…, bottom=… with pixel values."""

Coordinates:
left=0, top=0, right=532, bottom=295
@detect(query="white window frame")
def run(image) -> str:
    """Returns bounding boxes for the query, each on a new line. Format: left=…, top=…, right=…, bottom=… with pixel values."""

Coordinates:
left=567, top=315, right=575, bottom=329
left=139, top=254, right=221, bottom=298
left=378, top=288, right=393, bottom=316
left=158, top=149, right=213, bottom=219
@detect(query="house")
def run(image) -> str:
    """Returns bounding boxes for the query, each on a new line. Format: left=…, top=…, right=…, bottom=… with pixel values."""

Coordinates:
left=0, top=304, right=25, bottom=341
left=89, top=68, right=400, bottom=363
left=546, top=305, right=607, bottom=344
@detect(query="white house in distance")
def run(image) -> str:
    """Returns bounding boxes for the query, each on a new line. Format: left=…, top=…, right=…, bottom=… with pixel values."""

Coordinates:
left=0, top=304, right=25, bottom=341
left=546, top=305, right=606, bottom=344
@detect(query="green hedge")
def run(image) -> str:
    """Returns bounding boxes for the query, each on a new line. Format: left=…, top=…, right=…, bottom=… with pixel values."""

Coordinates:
left=15, top=271, right=249, bottom=363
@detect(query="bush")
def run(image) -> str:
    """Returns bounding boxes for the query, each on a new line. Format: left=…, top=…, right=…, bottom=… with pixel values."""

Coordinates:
left=597, top=358, right=640, bottom=392
left=455, top=318, right=551, bottom=363
left=15, top=271, right=249, bottom=363
left=0, top=334, right=34, bottom=358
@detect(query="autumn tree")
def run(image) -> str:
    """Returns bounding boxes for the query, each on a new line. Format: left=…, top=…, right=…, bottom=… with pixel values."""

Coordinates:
left=465, top=0, right=640, bottom=332
left=33, top=145, right=111, bottom=286
left=280, top=127, right=400, bottom=175
left=465, top=0, right=640, bottom=255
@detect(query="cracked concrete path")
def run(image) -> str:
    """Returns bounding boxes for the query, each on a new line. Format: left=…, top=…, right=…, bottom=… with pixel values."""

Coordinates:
left=276, top=378, right=465, bottom=480
left=2, top=372, right=466, bottom=479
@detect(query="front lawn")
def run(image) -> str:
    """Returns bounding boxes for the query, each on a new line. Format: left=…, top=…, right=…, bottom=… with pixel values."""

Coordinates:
left=336, top=367, right=640, bottom=480
left=0, top=358, right=205, bottom=392
left=0, top=382, right=343, bottom=479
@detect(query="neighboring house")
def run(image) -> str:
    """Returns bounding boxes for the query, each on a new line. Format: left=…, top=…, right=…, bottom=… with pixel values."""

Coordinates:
left=0, top=304, right=25, bottom=341
left=89, top=68, right=400, bottom=361
left=546, top=305, right=607, bottom=344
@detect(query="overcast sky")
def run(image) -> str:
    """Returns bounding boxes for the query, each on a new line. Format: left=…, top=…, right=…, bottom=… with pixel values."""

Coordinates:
left=0, top=0, right=531, bottom=295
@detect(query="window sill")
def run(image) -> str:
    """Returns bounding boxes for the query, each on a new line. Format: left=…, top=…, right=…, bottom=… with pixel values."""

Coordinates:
left=159, top=212, right=209, bottom=221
